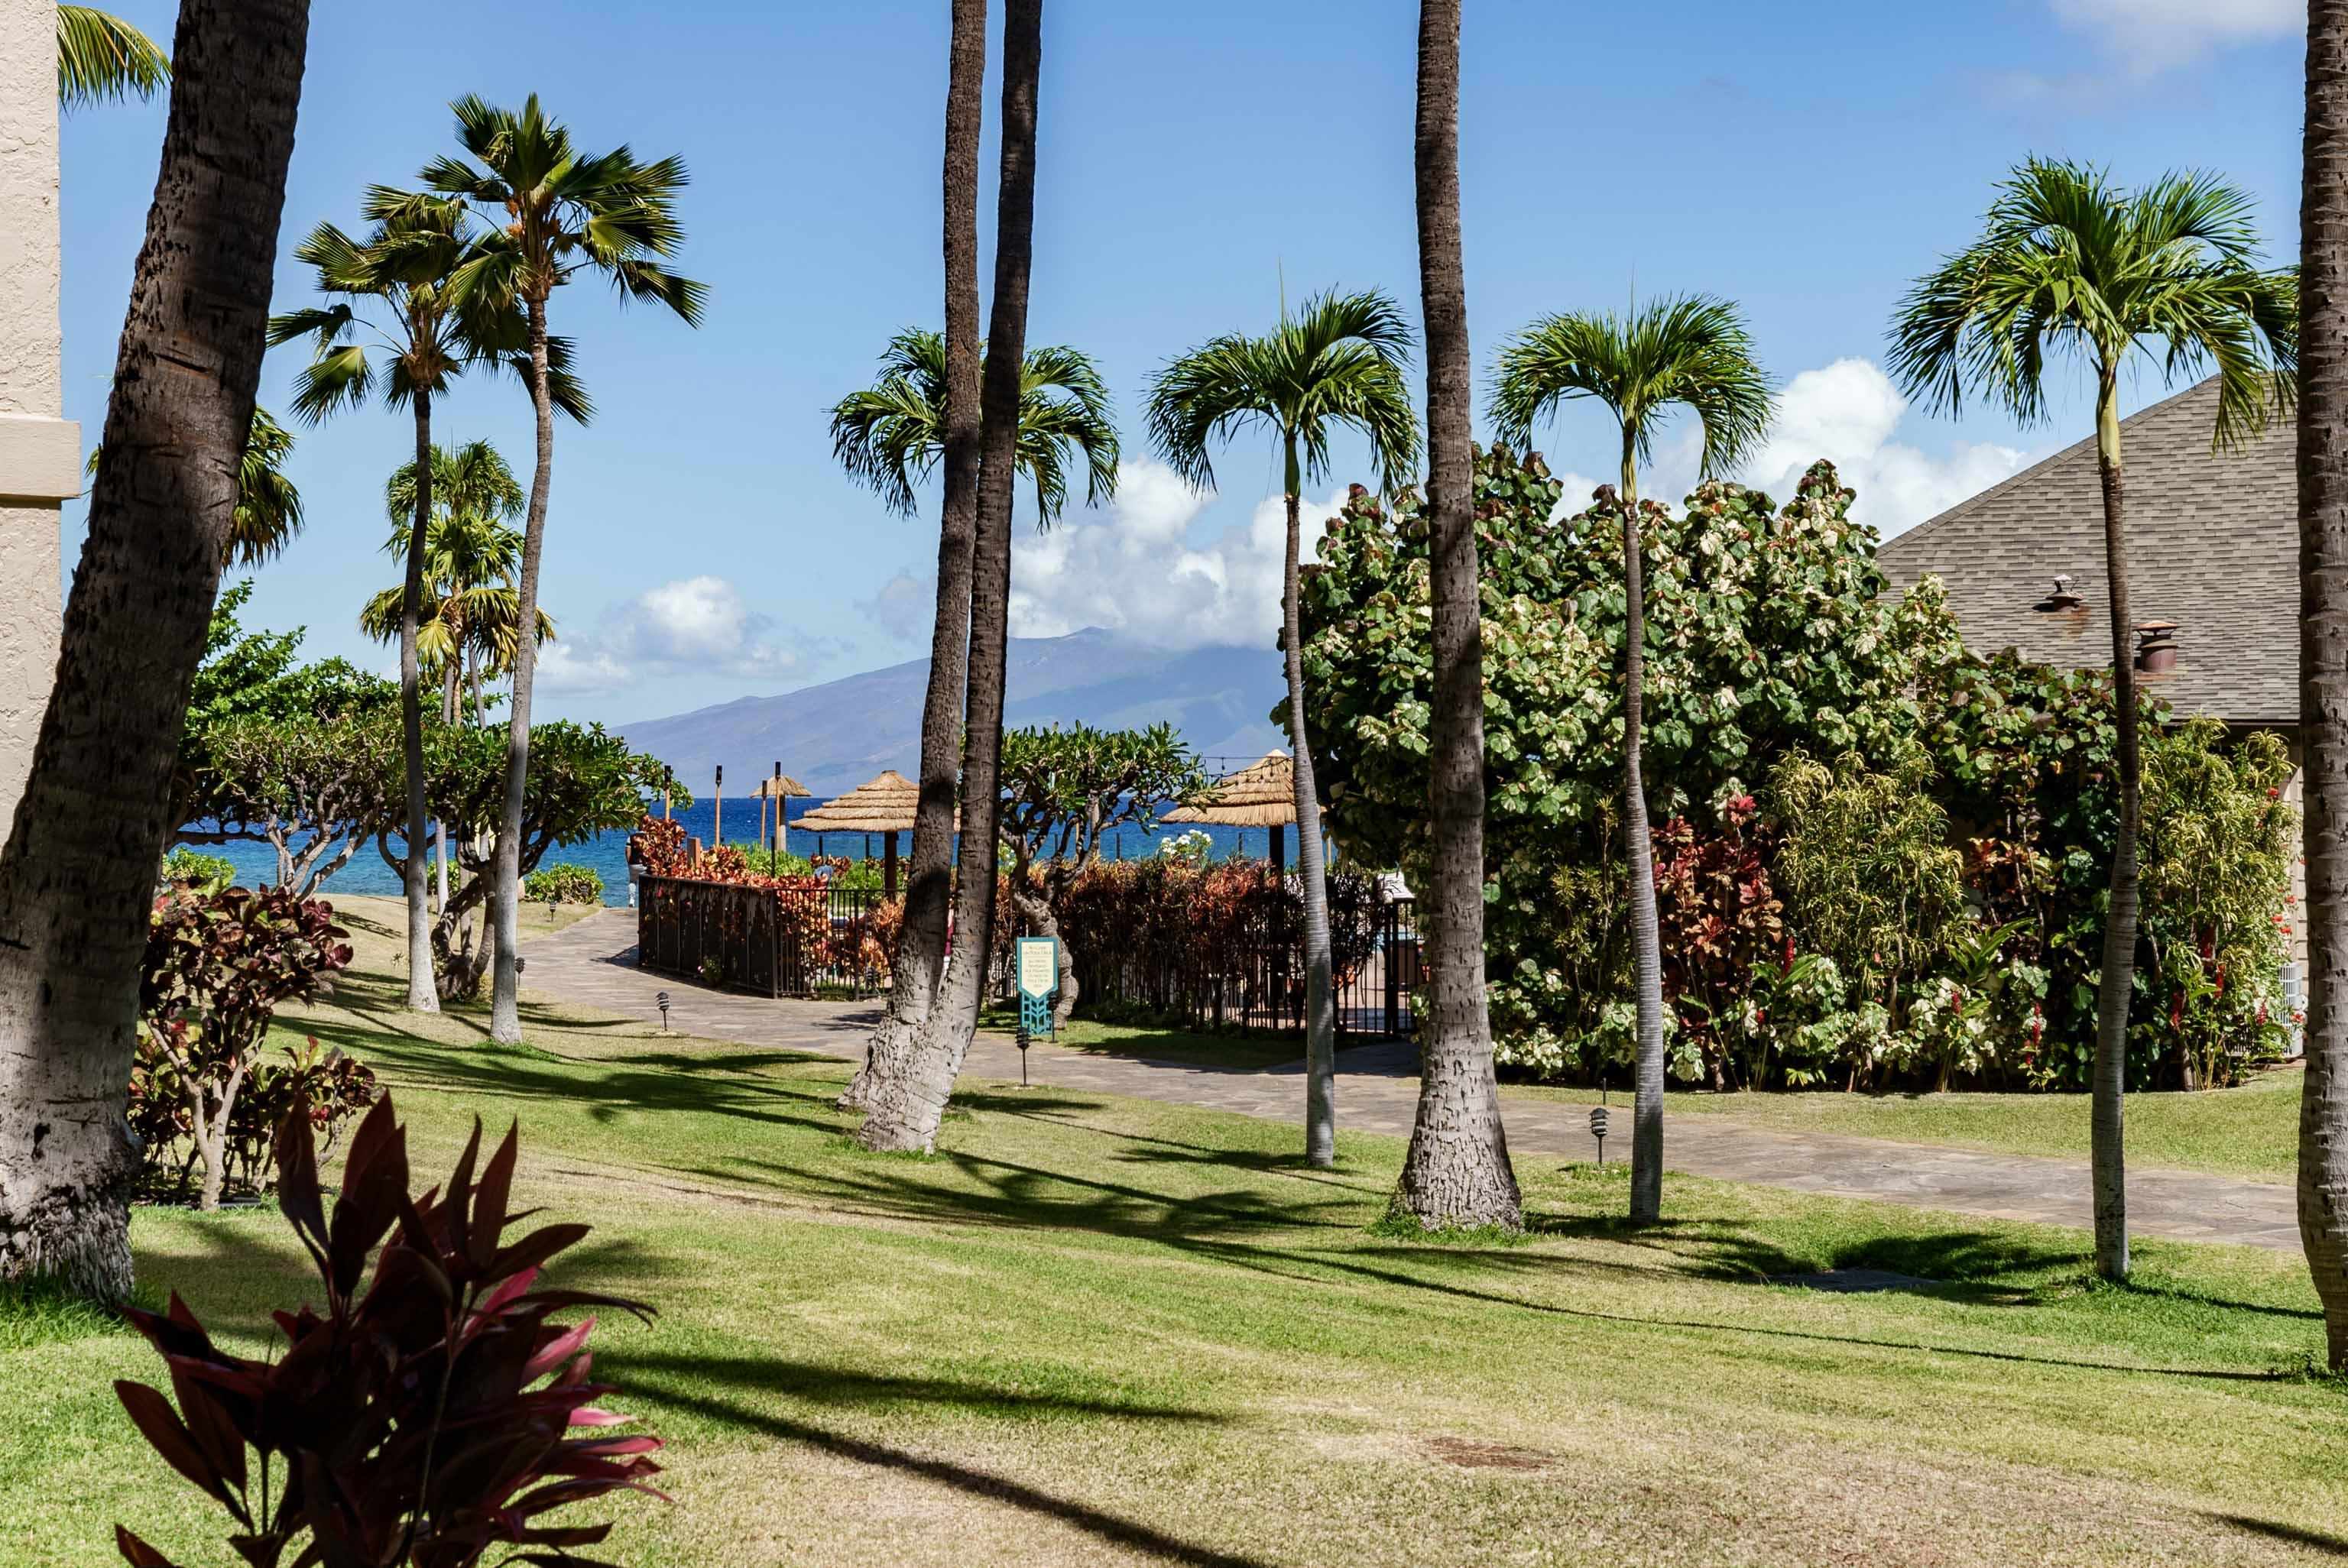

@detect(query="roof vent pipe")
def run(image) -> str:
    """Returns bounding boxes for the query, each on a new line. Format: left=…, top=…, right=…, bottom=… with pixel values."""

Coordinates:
left=2136, top=620, right=2178, bottom=672
left=2037, top=575, right=2084, bottom=611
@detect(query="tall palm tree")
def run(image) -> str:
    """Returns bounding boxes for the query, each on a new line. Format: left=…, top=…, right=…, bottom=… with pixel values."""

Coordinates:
left=830, top=323, right=1117, bottom=1109
left=1889, top=158, right=2295, bottom=1281
left=87, top=405, right=303, bottom=568
left=57, top=5, right=167, bottom=109
left=857, top=0, right=1045, bottom=1155
left=2303, top=0, right=2348, bottom=1369
left=1146, top=290, right=1419, bottom=1168
left=426, top=95, right=703, bottom=1045
left=271, top=197, right=516, bottom=1012
left=1491, top=295, right=1772, bottom=1226
left=1390, top=0, right=1521, bottom=1227
left=0, top=0, right=309, bottom=1302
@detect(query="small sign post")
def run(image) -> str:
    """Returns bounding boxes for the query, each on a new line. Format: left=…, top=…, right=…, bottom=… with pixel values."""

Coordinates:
left=1015, top=935, right=1059, bottom=1087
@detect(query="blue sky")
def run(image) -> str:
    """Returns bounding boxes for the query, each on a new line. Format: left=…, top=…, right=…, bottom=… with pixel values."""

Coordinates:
left=57, top=0, right=2304, bottom=727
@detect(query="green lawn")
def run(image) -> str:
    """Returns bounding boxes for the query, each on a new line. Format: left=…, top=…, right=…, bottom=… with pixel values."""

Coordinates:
left=1505, top=1067, right=2306, bottom=1183
left=984, top=1006, right=1305, bottom=1071
left=8, top=921, right=2348, bottom=1566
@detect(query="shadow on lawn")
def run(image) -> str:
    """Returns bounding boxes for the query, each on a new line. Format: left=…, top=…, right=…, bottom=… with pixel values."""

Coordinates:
left=2213, top=1515, right=2348, bottom=1557
left=620, top=1375, right=1273, bottom=1568
left=620, top=1349, right=1224, bottom=1424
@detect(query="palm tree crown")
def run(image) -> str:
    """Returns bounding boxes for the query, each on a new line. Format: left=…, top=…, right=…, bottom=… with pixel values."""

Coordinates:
left=57, top=5, right=167, bottom=109
left=829, top=329, right=1119, bottom=523
left=361, top=442, right=547, bottom=682
left=1146, top=289, right=1421, bottom=499
left=425, top=93, right=706, bottom=325
left=1490, top=294, right=1773, bottom=501
left=1887, top=157, right=2297, bottom=447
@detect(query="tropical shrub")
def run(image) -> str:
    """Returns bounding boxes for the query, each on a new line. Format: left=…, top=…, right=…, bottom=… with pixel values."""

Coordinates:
left=1156, top=829, right=1214, bottom=867
left=158, top=847, right=236, bottom=895
left=524, top=862, right=605, bottom=907
left=130, top=1033, right=376, bottom=1207
left=112, top=1098, right=663, bottom=1568
left=135, top=887, right=354, bottom=1210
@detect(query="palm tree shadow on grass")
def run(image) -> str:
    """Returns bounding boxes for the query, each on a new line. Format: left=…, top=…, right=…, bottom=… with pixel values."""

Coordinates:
left=2212, top=1515, right=2348, bottom=1557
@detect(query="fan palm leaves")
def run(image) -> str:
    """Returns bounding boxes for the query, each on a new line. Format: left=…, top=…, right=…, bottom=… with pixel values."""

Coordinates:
left=1888, top=157, right=2295, bottom=1281
left=57, top=5, right=168, bottom=109
left=85, top=407, right=302, bottom=568
left=1492, top=293, right=1774, bottom=1228
left=830, top=329, right=1118, bottom=523
left=420, top=92, right=702, bottom=1045
left=1145, top=287, right=1422, bottom=1169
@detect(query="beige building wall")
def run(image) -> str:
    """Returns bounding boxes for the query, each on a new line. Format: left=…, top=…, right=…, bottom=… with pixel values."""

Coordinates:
left=0, top=0, right=78, bottom=831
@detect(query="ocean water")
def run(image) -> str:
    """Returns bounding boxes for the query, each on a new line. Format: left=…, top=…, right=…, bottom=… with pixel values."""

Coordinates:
left=193, top=795, right=1298, bottom=907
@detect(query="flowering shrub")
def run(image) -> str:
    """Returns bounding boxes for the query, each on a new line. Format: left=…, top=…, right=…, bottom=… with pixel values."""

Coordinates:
left=524, top=862, right=605, bottom=906
left=1157, top=830, right=1215, bottom=867
left=112, top=1097, right=663, bottom=1567
left=135, top=886, right=355, bottom=1209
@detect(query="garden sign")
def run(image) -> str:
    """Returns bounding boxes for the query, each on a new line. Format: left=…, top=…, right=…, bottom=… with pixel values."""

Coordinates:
left=1016, top=935, right=1058, bottom=1044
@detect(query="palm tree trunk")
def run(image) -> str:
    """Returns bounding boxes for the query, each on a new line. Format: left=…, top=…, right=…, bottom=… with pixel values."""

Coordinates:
left=861, top=0, right=1043, bottom=1152
left=490, top=294, right=556, bottom=1045
left=1283, top=435, right=1339, bottom=1166
left=2091, top=370, right=2136, bottom=1281
left=0, top=0, right=309, bottom=1300
left=399, top=400, right=440, bottom=1011
left=1394, top=0, right=1521, bottom=1229
left=1621, top=442, right=1667, bottom=1224
left=2302, top=0, right=2348, bottom=1366
left=843, top=0, right=988, bottom=1113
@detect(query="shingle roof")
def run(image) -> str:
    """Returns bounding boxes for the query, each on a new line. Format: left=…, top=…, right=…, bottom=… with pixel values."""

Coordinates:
left=1878, top=377, right=2294, bottom=726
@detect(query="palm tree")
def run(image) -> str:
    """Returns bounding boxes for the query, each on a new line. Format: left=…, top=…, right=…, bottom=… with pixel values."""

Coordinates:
left=87, top=406, right=304, bottom=568
left=57, top=5, right=167, bottom=109
left=1146, top=290, right=1419, bottom=1168
left=0, top=0, right=308, bottom=1301
left=2303, top=0, right=2348, bottom=1369
left=270, top=195, right=573, bottom=1015
left=857, top=0, right=1045, bottom=1155
left=1889, top=158, right=2295, bottom=1281
left=1491, top=295, right=1772, bottom=1226
left=425, top=95, right=703, bottom=1045
left=1390, top=0, right=1522, bottom=1227
left=830, top=322, right=1117, bottom=1109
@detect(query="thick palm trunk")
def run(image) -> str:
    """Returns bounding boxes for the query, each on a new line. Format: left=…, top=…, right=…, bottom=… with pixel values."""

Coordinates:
left=0, top=0, right=309, bottom=1298
left=1283, top=442, right=1338, bottom=1166
left=860, top=0, right=1043, bottom=1152
left=843, top=0, right=988, bottom=1113
left=400, top=400, right=440, bottom=1011
left=1621, top=452, right=1667, bottom=1224
left=1394, top=0, right=1521, bottom=1229
left=2090, top=376, right=2136, bottom=1281
left=2303, top=0, right=2348, bottom=1366
left=490, top=297, right=557, bottom=1044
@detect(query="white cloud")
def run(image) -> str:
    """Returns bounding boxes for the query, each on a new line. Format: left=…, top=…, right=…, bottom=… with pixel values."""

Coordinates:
left=535, top=575, right=806, bottom=693
left=1001, top=457, right=1352, bottom=651
left=2050, top=0, right=2299, bottom=70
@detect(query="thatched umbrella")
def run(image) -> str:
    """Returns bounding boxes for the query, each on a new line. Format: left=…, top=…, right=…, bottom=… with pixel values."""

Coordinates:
left=790, top=769, right=933, bottom=898
left=1163, top=750, right=1309, bottom=867
left=752, top=768, right=813, bottom=866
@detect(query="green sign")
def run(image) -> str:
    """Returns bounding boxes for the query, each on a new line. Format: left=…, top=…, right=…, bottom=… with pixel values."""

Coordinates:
left=1016, top=937, right=1059, bottom=1001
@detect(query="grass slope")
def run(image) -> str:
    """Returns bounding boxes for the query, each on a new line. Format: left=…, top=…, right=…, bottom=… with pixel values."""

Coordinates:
left=6, top=905, right=2345, bottom=1566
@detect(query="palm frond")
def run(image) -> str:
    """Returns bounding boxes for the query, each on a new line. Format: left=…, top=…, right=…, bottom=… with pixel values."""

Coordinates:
left=57, top=5, right=167, bottom=109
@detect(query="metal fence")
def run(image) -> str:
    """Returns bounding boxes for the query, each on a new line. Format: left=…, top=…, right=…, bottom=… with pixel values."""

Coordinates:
left=635, top=874, right=889, bottom=998
left=1066, top=896, right=1419, bottom=1038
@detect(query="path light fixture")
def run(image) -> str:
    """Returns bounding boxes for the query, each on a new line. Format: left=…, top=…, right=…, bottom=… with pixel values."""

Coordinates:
left=1588, top=1080, right=1610, bottom=1167
left=656, top=990, right=671, bottom=1034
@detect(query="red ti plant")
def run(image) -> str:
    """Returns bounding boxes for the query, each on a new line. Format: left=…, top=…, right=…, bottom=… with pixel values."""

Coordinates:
left=112, top=1096, right=663, bottom=1567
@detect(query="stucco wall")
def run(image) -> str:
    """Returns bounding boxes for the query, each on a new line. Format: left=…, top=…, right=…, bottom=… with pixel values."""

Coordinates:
left=0, top=0, right=73, bottom=831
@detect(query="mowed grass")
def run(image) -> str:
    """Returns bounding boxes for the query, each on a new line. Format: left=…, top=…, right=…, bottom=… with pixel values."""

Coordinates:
left=7, top=905, right=2348, bottom=1566
left=1505, top=1066, right=2306, bottom=1183
left=986, top=1006, right=1305, bottom=1071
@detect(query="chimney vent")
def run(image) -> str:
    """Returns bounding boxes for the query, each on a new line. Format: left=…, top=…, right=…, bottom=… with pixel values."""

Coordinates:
left=2036, top=575, right=2084, bottom=611
left=2136, top=620, right=2178, bottom=673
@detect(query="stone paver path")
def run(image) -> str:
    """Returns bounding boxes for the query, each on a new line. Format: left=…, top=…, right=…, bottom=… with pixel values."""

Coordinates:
left=527, top=909, right=2300, bottom=1252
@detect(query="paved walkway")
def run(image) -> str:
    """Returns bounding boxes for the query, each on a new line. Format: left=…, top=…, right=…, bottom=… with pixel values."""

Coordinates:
left=527, top=909, right=2301, bottom=1252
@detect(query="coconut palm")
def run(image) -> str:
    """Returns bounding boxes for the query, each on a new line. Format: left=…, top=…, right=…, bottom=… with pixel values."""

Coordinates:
left=830, top=328, right=1119, bottom=1111
left=855, top=0, right=1046, bottom=1155
left=87, top=405, right=303, bottom=568
left=2304, top=2, right=2348, bottom=1368
left=423, top=94, right=703, bottom=1045
left=269, top=196, right=581, bottom=1014
left=1889, top=158, right=2295, bottom=1281
left=1393, top=0, right=1522, bottom=1227
left=57, top=5, right=167, bottom=109
left=0, top=0, right=307, bottom=1301
left=1491, top=294, right=1772, bottom=1226
left=1146, top=289, right=1420, bottom=1169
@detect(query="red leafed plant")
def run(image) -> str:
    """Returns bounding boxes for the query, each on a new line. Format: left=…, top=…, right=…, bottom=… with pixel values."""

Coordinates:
left=112, top=1095, right=664, bottom=1567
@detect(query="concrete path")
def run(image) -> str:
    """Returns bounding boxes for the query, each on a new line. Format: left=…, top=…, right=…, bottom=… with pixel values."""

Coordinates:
left=527, top=909, right=2301, bottom=1252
